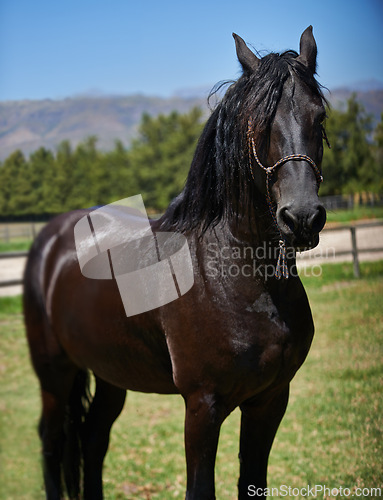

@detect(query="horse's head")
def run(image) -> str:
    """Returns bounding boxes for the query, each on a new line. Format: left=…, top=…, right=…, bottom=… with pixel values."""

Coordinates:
left=235, top=26, right=327, bottom=250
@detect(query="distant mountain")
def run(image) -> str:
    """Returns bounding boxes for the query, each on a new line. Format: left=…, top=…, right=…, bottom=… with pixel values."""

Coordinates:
left=0, top=94, right=207, bottom=161
left=0, top=81, right=382, bottom=161
left=324, top=79, right=383, bottom=125
left=333, top=78, right=383, bottom=93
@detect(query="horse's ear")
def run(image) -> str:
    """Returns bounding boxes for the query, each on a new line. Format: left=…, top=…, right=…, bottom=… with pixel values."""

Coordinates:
left=297, top=25, right=317, bottom=73
left=233, top=33, right=260, bottom=74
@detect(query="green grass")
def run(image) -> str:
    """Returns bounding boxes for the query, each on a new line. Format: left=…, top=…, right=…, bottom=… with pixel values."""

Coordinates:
left=0, top=295, right=23, bottom=316
left=1, top=263, right=382, bottom=499
left=300, top=260, right=383, bottom=289
left=325, top=205, right=383, bottom=224
left=0, top=240, right=32, bottom=253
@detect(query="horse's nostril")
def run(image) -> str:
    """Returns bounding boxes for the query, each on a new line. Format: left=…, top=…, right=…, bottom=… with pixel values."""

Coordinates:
left=280, top=208, right=298, bottom=232
left=308, top=205, right=326, bottom=233
left=279, top=204, right=326, bottom=236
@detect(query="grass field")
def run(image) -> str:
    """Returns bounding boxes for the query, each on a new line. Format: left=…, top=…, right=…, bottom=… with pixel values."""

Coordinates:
left=325, top=206, right=383, bottom=225
left=0, top=262, right=382, bottom=499
left=0, top=240, right=32, bottom=253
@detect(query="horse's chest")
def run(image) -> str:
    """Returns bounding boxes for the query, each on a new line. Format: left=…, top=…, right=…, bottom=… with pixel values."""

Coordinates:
left=226, top=292, right=313, bottom=392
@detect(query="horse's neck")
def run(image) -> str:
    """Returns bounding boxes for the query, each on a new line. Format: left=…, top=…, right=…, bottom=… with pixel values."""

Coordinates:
left=226, top=202, right=277, bottom=248
left=195, top=215, right=297, bottom=295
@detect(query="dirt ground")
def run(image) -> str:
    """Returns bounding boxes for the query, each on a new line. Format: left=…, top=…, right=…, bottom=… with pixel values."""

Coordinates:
left=1, top=223, right=382, bottom=297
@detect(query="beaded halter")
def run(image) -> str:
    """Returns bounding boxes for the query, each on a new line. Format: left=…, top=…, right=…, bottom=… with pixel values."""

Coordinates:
left=247, top=118, right=326, bottom=279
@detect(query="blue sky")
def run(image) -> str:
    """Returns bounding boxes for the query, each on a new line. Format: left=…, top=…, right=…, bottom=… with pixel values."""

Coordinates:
left=1, top=0, right=382, bottom=101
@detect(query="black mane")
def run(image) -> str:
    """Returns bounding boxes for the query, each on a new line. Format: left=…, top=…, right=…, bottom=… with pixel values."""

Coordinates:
left=160, top=49, right=326, bottom=234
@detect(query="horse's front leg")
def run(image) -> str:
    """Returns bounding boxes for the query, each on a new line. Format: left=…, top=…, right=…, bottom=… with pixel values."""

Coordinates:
left=183, top=392, right=229, bottom=500
left=238, top=386, right=290, bottom=499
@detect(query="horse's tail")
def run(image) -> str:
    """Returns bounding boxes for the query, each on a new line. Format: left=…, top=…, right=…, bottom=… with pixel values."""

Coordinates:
left=62, top=369, right=92, bottom=498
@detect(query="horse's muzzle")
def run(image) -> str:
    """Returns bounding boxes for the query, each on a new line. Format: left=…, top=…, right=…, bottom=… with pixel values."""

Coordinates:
left=277, top=203, right=326, bottom=250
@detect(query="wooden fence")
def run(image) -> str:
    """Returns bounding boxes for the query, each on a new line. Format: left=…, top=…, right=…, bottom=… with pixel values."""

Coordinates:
left=314, top=220, right=383, bottom=278
left=0, top=222, right=45, bottom=243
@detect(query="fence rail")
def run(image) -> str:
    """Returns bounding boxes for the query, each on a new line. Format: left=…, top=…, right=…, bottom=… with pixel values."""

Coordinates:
left=0, top=222, right=45, bottom=243
left=320, top=193, right=383, bottom=210
left=0, top=251, right=29, bottom=259
left=316, top=220, right=383, bottom=278
left=0, top=221, right=382, bottom=289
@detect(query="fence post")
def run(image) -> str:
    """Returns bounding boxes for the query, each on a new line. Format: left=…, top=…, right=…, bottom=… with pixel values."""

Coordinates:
left=350, top=226, right=360, bottom=278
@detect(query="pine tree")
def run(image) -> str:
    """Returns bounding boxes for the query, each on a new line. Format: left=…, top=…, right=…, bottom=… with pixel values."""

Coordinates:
left=129, top=107, right=204, bottom=211
left=321, top=95, right=374, bottom=195
left=373, top=112, right=383, bottom=192
left=29, top=147, right=55, bottom=213
left=0, top=150, right=29, bottom=216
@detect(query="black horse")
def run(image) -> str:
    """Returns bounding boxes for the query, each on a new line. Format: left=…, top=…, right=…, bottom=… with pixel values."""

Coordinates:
left=24, top=26, right=327, bottom=499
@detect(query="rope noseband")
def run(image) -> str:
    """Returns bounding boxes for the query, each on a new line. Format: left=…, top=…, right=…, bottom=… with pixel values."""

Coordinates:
left=247, top=119, right=324, bottom=280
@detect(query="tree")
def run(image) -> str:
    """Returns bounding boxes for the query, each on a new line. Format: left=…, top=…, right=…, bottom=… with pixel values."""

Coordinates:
left=321, top=95, right=375, bottom=195
left=93, top=139, right=137, bottom=206
left=28, top=147, right=55, bottom=213
left=0, top=107, right=204, bottom=216
left=69, top=136, right=100, bottom=210
left=129, top=107, right=204, bottom=211
left=45, top=140, right=76, bottom=213
left=0, top=150, right=29, bottom=215
left=372, top=112, right=383, bottom=192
